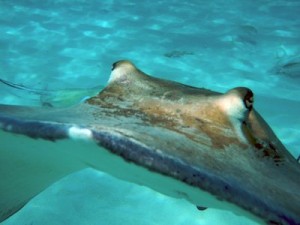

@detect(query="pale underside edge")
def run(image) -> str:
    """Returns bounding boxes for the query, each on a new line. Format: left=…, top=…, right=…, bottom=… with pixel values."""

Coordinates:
left=0, top=129, right=264, bottom=224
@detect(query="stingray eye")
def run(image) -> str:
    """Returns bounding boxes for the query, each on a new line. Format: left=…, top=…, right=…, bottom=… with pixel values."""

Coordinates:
left=244, top=89, right=254, bottom=110
left=111, top=62, right=117, bottom=71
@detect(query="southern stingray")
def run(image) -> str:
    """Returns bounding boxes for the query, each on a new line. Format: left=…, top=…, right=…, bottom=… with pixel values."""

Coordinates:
left=0, top=60, right=299, bottom=225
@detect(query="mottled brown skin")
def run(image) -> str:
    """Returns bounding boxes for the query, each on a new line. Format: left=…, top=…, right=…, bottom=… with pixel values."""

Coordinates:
left=86, top=60, right=300, bottom=225
left=1, top=60, right=299, bottom=225
left=87, top=60, right=290, bottom=164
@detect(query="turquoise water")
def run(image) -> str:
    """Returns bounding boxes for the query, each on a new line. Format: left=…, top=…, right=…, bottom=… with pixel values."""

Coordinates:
left=0, top=1, right=299, bottom=224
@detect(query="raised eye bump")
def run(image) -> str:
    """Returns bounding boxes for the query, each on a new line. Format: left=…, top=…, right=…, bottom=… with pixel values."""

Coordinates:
left=243, top=89, right=254, bottom=110
left=108, top=60, right=138, bottom=84
left=111, top=62, right=117, bottom=71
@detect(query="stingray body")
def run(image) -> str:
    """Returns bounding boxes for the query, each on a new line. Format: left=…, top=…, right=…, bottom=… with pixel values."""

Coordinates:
left=0, top=78, right=102, bottom=107
left=0, top=60, right=299, bottom=225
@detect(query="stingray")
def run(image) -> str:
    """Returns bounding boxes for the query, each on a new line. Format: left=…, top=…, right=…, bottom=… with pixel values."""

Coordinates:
left=0, top=78, right=102, bottom=107
left=0, top=60, right=299, bottom=225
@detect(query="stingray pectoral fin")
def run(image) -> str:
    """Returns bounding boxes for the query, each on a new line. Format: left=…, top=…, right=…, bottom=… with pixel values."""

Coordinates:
left=0, top=104, right=107, bottom=222
left=0, top=104, right=262, bottom=224
left=0, top=104, right=209, bottom=220
left=0, top=78, right=103, bottom=107
left=0, top=109, right=100, bottom=221
left=0, top=129, right=84, bottom=221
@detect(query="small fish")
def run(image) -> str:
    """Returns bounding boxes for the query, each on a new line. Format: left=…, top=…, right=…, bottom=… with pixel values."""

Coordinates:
left=271, top=56, right=300, bottom=79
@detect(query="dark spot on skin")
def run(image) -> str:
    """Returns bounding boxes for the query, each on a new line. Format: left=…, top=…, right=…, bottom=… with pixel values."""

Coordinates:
left=253, top=140, right=284, bottom=165
left=194, top=118, right=205, bottom=125
left=279, top=214, right=299, bottom=225
left=111, top=62, right=117, bottom=71
left=196, top=206, right=208, bottom=211
left=268, top=220, right=281, bottom=225
left=263, top=150, right=270, bottom=157
left=243, top=89, right=254, bottom=110
left=269, top=143, right=277, bottom=151
left=255, top=143, right=264, bottom=149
